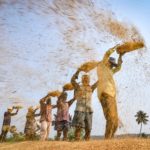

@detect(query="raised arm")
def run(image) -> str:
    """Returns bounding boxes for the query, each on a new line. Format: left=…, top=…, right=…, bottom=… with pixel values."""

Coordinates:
left=34, top=113, right=41, bottom=117
left=91, top=81, right=99, bottom=92
left=11, top=107, right=19, bottom=116
left=112, top=53, right=124, bottom=74
left=40, top=94, right=50, bottom=104
left=34, top=107, right=41, bottom=117
left=103, top=45, right=118, bottom=64
left=68, top=97, right=76, bottom=107
left=71, top=70, right=80, bottom=89
left=52, top=104, right=58, bottom=109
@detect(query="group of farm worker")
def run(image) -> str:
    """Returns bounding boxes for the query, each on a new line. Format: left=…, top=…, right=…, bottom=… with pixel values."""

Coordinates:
left=0, top=45, right=125, bottom=142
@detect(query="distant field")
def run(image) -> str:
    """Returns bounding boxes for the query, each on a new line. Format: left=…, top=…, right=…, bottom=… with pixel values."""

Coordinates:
left=0, top=138, right=150, bottom=150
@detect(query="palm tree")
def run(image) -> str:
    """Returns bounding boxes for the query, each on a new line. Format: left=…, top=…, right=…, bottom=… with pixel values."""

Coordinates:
left=135, top=110, right=149, bottom=136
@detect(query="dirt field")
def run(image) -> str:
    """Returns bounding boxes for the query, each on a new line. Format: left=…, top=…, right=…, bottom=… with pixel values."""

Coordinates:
left=0, top=138, right=150, bottom=150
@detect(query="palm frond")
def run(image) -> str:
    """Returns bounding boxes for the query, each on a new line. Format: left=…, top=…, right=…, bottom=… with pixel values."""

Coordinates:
left=135, top=110, right=149, bottom=124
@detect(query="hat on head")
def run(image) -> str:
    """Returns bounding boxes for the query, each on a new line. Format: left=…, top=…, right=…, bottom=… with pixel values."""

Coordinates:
left=109, top=57, right=117, bottom=66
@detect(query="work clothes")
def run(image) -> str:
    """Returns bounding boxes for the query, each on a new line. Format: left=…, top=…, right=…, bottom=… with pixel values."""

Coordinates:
left=56, top=103, right=70, bottom=122
left=40, top=104, right=52, bottom=123
left=39, top=97, right=56, bottom=141
left=97, top=47, right=122, bottom=138
left=72, top=111, right=93, bottom=130
left=0, top=109, right=19, bottom=142
left=24, top=109, right=40, bottom=139
left=100, top=93, right=118, bottom=138
left=40, top=121, right=51, bottom=141
left=75, top=85, right=93, bottom=112
left=71, top=70, right=98, bottom=141
left=3, top=111, right=18, bottom=126
left=55, top=98, right=75, bottom=140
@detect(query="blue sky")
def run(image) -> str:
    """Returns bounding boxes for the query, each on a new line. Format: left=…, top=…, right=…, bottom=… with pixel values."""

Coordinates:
left=111, top=0, right=150, bottom=45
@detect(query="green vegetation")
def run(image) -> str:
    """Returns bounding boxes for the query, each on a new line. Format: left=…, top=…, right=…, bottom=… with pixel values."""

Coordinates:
left=135, top=110, right=149, bottom=137
left=6, top=133, right=25, bottom=142
left=67, top=127, right=85, bottom=141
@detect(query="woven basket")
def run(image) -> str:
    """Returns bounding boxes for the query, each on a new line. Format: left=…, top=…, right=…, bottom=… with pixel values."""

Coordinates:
left=14, top=105, right=23, bottom=109
left=79, top=61, right=98, bottom=73
left=48, top=90, right=61, bottom=97
left=116, top=41, right=144, bottom=54
left=63, top=83, right=74, bottom=91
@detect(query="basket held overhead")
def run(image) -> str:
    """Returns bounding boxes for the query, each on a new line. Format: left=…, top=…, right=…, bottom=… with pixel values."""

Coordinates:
left=116, top=41, right=145, bottom=54
left=79, top=61, right=98, bottom=73
left=13, top=105, right=23, bottom=109
left=63, top=83, right=74, bottom=91
left=48, top=90, right=62, bottom=97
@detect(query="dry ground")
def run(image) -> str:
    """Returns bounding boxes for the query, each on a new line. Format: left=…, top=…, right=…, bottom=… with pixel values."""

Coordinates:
left=0, top=138, right=150, bottom=150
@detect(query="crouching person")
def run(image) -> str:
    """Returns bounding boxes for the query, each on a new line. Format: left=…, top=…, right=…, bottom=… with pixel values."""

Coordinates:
left=55, top=92, right=75, bottom=141
left=39, top=95, right=56, bottom=141
left=0, top=107, right=19, bottom=142
left=24, top=106, right=40, bottom=140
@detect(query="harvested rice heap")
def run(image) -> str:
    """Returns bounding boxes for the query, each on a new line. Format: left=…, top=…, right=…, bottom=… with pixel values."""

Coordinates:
left=63, top=83, right=74, bottom=91
left=116, top=41, right=145, bottom=54
left=48, top=90, right=62, bottom=97
left=14, top=105, right=23, bottom=109
left=79, top=61, right=98, bottom=73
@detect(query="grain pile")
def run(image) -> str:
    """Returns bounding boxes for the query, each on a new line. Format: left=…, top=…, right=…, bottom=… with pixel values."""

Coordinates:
left=48, top=90, right=62, bottom=97
left=116, top=41, right=145, bottom=54
left=79, top=61, right=98, bottom=73
left=0, top=139, right=150, bottom=150
left=63, top=83, right=74, bottom=91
